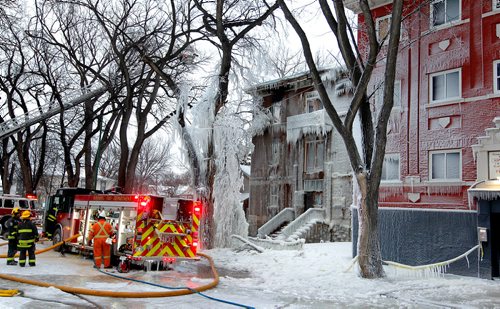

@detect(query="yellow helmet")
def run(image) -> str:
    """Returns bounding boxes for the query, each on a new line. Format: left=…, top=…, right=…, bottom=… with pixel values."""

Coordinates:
left=11, top=207, right=20, bottom=215
left=20, top=210, right=31, bottom=219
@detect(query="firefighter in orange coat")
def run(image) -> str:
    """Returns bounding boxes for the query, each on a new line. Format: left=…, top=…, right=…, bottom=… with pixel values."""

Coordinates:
left=88, top=210, right=114, bottom=268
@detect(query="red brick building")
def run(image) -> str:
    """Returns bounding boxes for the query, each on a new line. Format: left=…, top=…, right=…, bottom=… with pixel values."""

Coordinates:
left=345, top=0, right=500, bottom=278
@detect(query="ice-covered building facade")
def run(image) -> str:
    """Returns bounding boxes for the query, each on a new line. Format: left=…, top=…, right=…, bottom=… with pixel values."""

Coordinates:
left=345, top=0, right=500, bottom=278
left=247, top=69, right=355, bottom=244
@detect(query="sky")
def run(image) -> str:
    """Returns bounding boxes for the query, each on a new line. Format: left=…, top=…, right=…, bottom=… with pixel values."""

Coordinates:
left=1, top=241, right=499, bottom=308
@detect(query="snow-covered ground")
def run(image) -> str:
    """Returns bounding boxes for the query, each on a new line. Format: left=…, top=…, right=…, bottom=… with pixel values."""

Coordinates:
left=0, top=241, right=499, bottom=308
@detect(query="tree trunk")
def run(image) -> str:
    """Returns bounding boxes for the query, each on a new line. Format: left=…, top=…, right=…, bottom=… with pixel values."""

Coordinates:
left=356, top=172, right=385, bottom=278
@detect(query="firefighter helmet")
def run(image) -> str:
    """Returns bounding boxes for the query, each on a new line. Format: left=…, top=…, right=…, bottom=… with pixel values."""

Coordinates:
left=20, top=210, right=31, bottom=219
left=11, top=207, right=20, bottom=215
left=98, top=210, right=106, bottom=219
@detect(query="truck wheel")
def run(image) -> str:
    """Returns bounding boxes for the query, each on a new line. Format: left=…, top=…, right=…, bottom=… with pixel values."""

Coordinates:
left=0, top=222, right=7, bottom=239
left=0, top=220, right=8, bottom=240
left=52, top=228, right=63, bottom=252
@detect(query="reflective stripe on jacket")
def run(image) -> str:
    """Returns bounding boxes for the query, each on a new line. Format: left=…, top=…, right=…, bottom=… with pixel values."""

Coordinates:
left=6, top=217, right=19, bottom=240
left=17, top=219, right=38, bottom=248
left=89, top=219, right=112, bottom=240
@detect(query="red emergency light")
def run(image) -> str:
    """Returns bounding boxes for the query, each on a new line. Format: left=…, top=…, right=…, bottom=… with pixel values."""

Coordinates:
left=193, top=201, right=202, bottom=215
left=26, top=194, right=37, bottom=200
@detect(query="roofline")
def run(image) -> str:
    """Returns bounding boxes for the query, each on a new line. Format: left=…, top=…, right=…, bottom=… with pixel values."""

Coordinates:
left=246, top=66, right=343, bottom=95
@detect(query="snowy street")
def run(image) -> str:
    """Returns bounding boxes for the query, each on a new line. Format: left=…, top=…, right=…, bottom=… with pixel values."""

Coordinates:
left=1, top=241, right=500, bottom=308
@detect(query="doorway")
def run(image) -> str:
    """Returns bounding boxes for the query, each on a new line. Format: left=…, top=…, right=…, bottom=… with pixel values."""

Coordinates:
left=491, top=213, right=500, bottom=278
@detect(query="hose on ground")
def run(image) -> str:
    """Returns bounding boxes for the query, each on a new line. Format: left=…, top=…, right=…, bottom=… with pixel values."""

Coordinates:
left=0, top=239, right=220, bottom=298
left=97, top=252, right=252, bottom=308
left=0, top=234, right=80, bottom=258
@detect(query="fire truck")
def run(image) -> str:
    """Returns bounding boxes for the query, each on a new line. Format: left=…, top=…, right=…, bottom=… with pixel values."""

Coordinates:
left=43, top=188, right=201, bottom=271
left=0, top=194, right=39, bottom=239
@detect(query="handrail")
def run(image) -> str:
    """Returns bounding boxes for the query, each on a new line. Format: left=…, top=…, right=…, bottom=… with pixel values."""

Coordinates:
left=276, top=208, right=326, bottom=241
left=257, top=207, right=295, bottom=238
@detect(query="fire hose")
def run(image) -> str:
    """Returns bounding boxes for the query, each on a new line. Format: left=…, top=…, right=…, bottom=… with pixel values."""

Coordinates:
left=0, top=234, right=225, bottom=299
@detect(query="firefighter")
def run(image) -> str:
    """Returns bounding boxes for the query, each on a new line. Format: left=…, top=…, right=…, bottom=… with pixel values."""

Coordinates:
left=5, top=207, right=21, bottom=265
left=45, top=203, right=58, bottom=239
left=88, top=210, right=114, bottom=269
left=17, top=210, right=39, bottom=267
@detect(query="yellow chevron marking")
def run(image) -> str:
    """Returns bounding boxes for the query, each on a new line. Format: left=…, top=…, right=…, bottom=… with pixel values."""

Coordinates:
left=162, top=245, right=174, bottom=257
left=143, top=226, right=154, bottom=240
left=193, top=215, right=199, bottom=227
left=159, top=224, right=168, bottom=232
left=172, top=241, right=185, bottom=257
left=147, top=242, right=162, bottom=257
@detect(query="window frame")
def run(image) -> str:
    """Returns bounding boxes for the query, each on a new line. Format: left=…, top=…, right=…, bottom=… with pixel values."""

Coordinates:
left=494, top=0, right=500, bottom=11
left=269, top=184, right=279, bottom=207
left=271, top=139, right=280, bottom=165
left=376, top=14, right=392, bottom=44
left=494, top=60, right=500, bottom=94
left=381, top=154, right=400, bottom=182
left=430, top=0, right=461, bottom=28
left=429, top=149, right=462, bottom=181
left=271, top=101, right=282, bottom=124
left=305, top=139, right=325, bottom=174
left=305, top=91, right=323, bottom=113
left=376, top=80, right=402, bottom=109
left=429, top=68, right=462, bottom=104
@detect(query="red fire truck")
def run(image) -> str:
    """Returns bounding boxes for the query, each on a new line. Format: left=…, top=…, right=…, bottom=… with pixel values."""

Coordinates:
left=43, top=189, right=201, bottom=271
left=0, top=194, right=39, bottom=239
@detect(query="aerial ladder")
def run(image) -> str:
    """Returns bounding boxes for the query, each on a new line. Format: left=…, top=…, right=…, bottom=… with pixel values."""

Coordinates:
left=0, top=83, right=108, bottom=140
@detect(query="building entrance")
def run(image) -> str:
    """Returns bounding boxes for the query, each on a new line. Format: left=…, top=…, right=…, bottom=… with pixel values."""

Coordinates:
left=491, top=212, right=500, bottom=278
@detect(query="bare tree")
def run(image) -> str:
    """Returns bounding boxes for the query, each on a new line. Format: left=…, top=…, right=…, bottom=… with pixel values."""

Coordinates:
left=0, top=7, right=48, bottom=194
left=134, top=136, right=173, bottom=193
left=189, top=0, right=279, bottom=248
left=71, top=0, right=205, bottom=193
left=28, top=1, right=118, bottom=189
left=277, top=0, right=404, bottom=278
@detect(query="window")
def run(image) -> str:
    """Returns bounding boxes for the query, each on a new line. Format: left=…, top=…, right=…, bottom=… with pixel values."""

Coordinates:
left=271, top=139, right=280, bottom=165
left=430, top=150, right=461, bottom=181
left=381, top=154, right=400, bottom=182
left=494, top=60, right=500, bottom=94
left=376, top=15, right=391, bottom=44
left=494, top=0, right=500, bottom=11
left=305, top=91, right=323, bottom=113
left=376, top=80, right=402, bottom=108
left=3, top=199, right=13, bottom=208
left=305, top=139, right=324, bottom=173
left=270, top=184, right=279, bottom=207
left=430, top=69, right=461, bottom=103
left=431, top=0, right=460, bottom=27
left=271, top=101, right=281, bottom=123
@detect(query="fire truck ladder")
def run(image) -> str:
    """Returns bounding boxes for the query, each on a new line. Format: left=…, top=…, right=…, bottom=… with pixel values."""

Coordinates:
left=0, top=83, right=107, bottom=140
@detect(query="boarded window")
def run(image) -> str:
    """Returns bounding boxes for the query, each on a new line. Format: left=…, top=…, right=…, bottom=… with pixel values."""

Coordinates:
left=431, top=0, right=460, bottom=27
left=430, top=150, right=461, bottom=180
left=430, top=69, right=461, bottom=103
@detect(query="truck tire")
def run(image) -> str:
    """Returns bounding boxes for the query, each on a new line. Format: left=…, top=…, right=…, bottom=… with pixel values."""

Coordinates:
left=52, top=228, right=63, bottom=252
left=0, top=219, right=8, bottom=240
